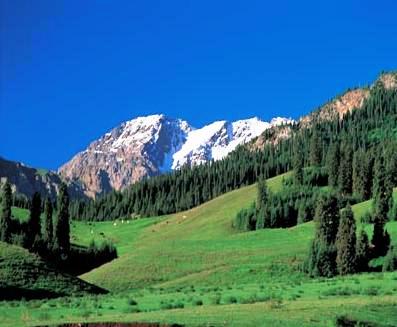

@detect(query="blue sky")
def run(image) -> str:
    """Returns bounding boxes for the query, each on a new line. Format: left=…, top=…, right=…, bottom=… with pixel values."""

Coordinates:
left=1, top=1, right=396, bottom=170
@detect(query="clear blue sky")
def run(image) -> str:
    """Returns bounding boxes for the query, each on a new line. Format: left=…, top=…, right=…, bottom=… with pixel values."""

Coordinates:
left=1, top=1, right=396, bottom=170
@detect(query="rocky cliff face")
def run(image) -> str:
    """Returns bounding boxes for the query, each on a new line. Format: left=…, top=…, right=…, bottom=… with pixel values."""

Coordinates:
left=59, top=114, right=293, bottom=197
left=0, top=157, right=85, bottom=200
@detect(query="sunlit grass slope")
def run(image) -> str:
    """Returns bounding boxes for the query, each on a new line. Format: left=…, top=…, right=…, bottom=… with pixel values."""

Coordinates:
left=80, top=172, right=301, bottom=290
left=4, top=172, right=397, bottom=326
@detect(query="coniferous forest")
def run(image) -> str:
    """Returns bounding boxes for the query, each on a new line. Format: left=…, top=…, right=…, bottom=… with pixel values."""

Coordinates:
left=69, top=79, right=397, bottom=222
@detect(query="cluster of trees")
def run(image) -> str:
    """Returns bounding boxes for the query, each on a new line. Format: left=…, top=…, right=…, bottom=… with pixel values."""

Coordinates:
left=0, top=182, right=117, bottom=273
left=70, top=78, right=397, bottom=221
left=0, top=181, right=71, bottom=254
left=234, top=169, right=326, bottom=231
left=306, top=155, right=396, bottom=277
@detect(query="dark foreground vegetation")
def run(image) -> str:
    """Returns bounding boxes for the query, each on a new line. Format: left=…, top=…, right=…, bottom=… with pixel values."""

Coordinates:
left=0, top=181, right=117, bottom=280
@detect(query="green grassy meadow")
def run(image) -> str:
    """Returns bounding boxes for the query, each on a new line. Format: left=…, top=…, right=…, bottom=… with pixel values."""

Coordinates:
left=1, top=172, right=397, bottom=326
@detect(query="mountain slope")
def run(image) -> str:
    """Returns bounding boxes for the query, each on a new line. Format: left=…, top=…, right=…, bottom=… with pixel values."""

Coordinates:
left=59, top=115, right=293, bottom=197
left=0, top=156, right=86, bottom=200
left=250, top=72, right=397, bottom=149
left=0, top=242, right=106, bottom=300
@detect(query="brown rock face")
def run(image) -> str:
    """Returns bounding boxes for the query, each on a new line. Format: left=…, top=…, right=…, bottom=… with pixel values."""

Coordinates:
left=0, top=157, right=85, bottom=200
left=59, top=115, right=192, bottom=198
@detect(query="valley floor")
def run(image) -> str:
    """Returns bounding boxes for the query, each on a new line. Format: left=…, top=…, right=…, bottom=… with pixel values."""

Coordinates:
left=1, top=173, right=397, bottom=326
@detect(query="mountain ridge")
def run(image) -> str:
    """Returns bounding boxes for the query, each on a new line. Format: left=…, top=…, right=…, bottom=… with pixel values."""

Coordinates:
left=59, top=115, right=293, bottom=197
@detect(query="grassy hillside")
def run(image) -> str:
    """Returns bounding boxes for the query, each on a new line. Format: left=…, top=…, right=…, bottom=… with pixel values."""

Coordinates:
left=3, top=172, right=397, bottom=326
left=0, top=242, right=107, bottom=301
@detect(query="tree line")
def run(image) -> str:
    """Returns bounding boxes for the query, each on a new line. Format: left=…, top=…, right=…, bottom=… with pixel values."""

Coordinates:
left=70, top=81, right=397, bottom=221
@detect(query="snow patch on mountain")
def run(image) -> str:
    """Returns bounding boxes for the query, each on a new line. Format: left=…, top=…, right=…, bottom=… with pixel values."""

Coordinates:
left=171, top=116, right=294, bottom=169
left=59, top=113, right=294, bottom=197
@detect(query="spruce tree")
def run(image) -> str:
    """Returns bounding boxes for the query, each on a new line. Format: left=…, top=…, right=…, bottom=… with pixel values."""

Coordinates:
left=356, top=229, right=370, bottom=272
left=307, top=194, right=340, bottom=277
left=338, top=140, right=353, bottom=195
left=309, top=131, right=322, bottom=166
left=371, top=156, right=392, bottom=257
left=336, top=205, right=357, bottom=275
left=372, top=157, right=392, bottom=223
left=257, top=177, right=268, bottom=210
left=27, top=192, right=42, bottom=248
left=326, top=142, right=340, bottom=188
left=42, top=198, right=53, bottom=245
left=371, top=219, right=390, bottom=258
left=0, top=182, right=12, bottom=243
left=385, top=142, right=397, bottom=189
left=54, top=183, right=70, bottom=253
left=293, top=147, right=304, bottom=185
left=353, top=150, right=367, bottom=201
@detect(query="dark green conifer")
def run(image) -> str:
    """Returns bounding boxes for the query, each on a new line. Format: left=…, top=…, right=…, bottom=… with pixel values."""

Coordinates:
left=326, top=142, right=340, bottom=188
left=0, top=182, right=12, bottom=242
left=54, top=183, right=70, bottom=253
left=309, top=131, right=322, bottom=166
left=42, top=198, right=53, bottom=245
left=372, top=157, right=393, bottom=223
left=356, top=229, right=370, bottom=272
left=307, top=194, right=340, bottom=277
left=336, top=205, right=356, bottom=275
left=27, top=192, right=42, bottom=248
left=293, top=146, right=304, bottom=186
left=338, top=140, right=353, bottom=195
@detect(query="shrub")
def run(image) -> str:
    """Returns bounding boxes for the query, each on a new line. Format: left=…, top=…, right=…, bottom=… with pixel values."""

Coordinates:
left=160, top=303, right=173, bottom=310
left=127, top=299, right=138, bottom=306
left=362, top=287, right=379, bottom=296
left=193, top=299, right=203, bottom=306
left=173, top=301, right=184, bottom=309
left=224, top=296, right=238, bottom=304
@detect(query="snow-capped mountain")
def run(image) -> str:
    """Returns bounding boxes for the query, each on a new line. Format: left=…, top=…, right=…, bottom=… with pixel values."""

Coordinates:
left=59, top=114, right=293, bottom=197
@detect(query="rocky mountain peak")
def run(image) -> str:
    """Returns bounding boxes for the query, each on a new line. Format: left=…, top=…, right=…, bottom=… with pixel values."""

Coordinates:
left=59, top=115, right=292, bottom=197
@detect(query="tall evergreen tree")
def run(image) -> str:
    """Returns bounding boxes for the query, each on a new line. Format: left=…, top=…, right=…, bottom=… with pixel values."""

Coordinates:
left=0, top=182, right=12, bottom=243
left=373, top=157, right=393, bottom=223
left=257, top=177, right=268, bottom=210
left=356, top=229, right=370, bottom=272
left=307, top=194, right=340, bottom=277
left=338, top=139, right=353, bottom=195
left=385, top=141, right=397, bottom=189
left=336, top=205, right=357, bottom=275
left=54, top=183, right=70, bottom=253
left=371, top=219, right=390, bottom=258
left=371, top=156, right=393, bottom=257
left=293, top=146, right=304, bottom=185
left=256, top=178, right=269, bottom=229
left=42, top=198, right=53, bottom=245
left=352, top=150, right=367, bottom=201
left=326, top=142, right=340, bottom=188
left=27, top=192, right=42, bottom=248
left=309, top=131, right=322, bottom=166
